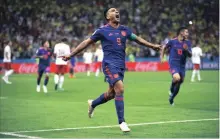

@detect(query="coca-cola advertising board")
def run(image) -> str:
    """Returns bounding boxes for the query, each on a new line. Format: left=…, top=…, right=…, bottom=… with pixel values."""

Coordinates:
left=0, top=62, right=169, bottom=74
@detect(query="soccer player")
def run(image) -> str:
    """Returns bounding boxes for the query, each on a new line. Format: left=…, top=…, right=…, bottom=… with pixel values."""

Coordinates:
left=61, top=8, right=161, bottom=132
left=53, top=38, right=70, bottom=91
left=161, top=27, right=192, bottom=106
left=2, top=40, right=14, bottom=84
left=94, top=45, right=103, bottom=77
left=69, top=47, right=76, bottom=78
left=191, top=44, right=203, bottom=82
left=35, top=40, right=52, bottom=93
left=83, top=49, right=93, bottom=76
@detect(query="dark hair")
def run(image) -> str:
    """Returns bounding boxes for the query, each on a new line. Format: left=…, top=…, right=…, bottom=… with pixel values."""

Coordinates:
left=104, top=8, right=111, bottom=20
left=41, top=39, right=48, bottom=46
left=61, top=38, right=68, bottom=42
left=177, top=27, right=188, bottom=35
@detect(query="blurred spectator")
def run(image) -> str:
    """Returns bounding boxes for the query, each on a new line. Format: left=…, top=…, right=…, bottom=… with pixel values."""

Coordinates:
left=0, top=0, right=218, bottom=60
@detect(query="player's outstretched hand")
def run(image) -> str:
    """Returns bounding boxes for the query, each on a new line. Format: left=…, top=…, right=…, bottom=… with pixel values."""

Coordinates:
left=152, top=44, right=162, bottom=51
left=60, top=55, right=71, bottom=61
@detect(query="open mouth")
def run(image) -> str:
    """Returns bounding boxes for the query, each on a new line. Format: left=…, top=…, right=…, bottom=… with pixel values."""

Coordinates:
left=116, top=14, right=120, bottom=19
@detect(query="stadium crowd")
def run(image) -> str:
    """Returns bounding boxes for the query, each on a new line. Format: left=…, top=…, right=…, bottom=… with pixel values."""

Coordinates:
left=0, top=0, right=218, bottom=60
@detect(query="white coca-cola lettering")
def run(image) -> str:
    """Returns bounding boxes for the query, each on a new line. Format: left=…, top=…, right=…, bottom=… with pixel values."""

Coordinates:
left=18, top=64, right=38, bottom=73
left=135, top=62, right=158, bottom=71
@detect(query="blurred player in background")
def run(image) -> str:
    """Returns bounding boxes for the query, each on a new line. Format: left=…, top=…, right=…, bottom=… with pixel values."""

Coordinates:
left=83, top=49, right=93, bottom=76
left=61, top=8, right=161, bottom=132
left=35, top=40, right=52, bottom=93
left=191, top=44, right=203, bottom=82
left=161, top=27, right=192, bottom=106
left=94, top=45, right=103, bottom=77
left=69, top=47, right=76, bottom=78
left=53, top=38, right=70, bottom=91
left=2, top=40, right=14, bottom=84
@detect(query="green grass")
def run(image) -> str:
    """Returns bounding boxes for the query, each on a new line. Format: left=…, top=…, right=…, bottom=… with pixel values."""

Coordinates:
left=0, top=71, right=219, bottom=138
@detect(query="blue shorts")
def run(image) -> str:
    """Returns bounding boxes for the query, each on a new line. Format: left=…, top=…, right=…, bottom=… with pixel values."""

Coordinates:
left=103, top=62, right=125, bottom=86
left=38, top=65, right=50, bottom=74
left=169, top=67, right=185, bottom=80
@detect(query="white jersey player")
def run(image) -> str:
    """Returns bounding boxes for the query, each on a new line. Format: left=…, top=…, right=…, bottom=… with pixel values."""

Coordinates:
left=83, top=49, right=93, bottom=76
left=94, top=45, right=103, bottom=77
left=191, top=45, right=203, bottom=82
left=2, top=41, right=14, bottom=84
left=53, top=38, right=70, bottom=90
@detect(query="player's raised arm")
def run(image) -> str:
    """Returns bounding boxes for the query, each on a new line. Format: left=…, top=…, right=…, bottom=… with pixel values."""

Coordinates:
left=132, top=35, right=161, bottom=51
left=62, top=38, right=95, bottom=61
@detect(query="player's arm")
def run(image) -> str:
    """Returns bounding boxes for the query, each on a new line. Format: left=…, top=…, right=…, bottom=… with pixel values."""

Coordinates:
left=62, top=38, right=95, bottom=61
left=131, top=34, right=161, bottom=51
left=160, top=45, right=168, bottom=63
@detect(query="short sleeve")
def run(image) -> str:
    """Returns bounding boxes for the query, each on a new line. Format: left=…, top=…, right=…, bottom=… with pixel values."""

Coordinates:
left=36, top=49, right=41, bottom=56
left=53, top=45, right=57, bottom=54
left=126, top=27, right=133, bottom=40
left=90, top=29, right=102, bottom=42
left=165, top=40, right=172, bottom=49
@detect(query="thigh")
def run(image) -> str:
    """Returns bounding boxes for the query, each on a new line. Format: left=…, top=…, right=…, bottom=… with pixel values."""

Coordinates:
left=103, top=63, right=124, bottom=87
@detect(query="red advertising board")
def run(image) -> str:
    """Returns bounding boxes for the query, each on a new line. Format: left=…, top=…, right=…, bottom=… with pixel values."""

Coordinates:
left=0, top=62, right=169, bottom=74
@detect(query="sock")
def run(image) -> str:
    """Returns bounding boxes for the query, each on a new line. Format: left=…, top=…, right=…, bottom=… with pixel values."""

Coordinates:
left=197, top=70, right=201, bottom=80
left=69, top=68, right=73, bottom=75
left=44, top=75, right=49, bottom=86
left=115, top=95, right=125, bottom=124
left=172, top=82, right=181, bottom=99
left=54, top=74, right=59, bottom=84
left=59, top=75, right=64, bottom=89
left=87, top=71, right=90, bottom=76
left=37, top=72, right=43, bottom=85
left=91, top=92, right=112, bottom=108
left=191, top=70, right=196, bottom=81
left=5, top=69, right=14, bottom=77
left=170, top=80, right=176, bottom=94
left=95, top=69, right=100, bottom=77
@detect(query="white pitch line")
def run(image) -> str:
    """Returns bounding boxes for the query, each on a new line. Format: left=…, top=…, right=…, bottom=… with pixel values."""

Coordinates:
left=0, top=132, right=42, bottom=138
left=7, top=118, right=219, bottom=134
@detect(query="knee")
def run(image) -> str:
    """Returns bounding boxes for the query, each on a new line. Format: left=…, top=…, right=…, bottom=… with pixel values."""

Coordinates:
left=173, top=74, right=181, bottom=83
left=114, top=85, right=124, bottom=95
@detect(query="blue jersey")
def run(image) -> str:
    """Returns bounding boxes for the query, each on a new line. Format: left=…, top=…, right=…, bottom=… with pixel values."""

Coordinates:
left=36, top=47, right=51, bottom=67
left=90, top=24, right=133, bottom=68
left=166, top=38, right=192, bottom=69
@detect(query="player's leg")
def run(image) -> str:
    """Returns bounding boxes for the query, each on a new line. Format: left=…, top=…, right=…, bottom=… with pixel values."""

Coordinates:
left=86, top=64, right=91, bottom=76
left=88, top=87, right=115, bottom=118
left=95, top=62, right=100, bottom=77
left=2, top=63, right=13, bottom=84
left=69, top=65, right=74, bottom=78
left=191, top=64, right=196, bottom=82
left=43, top=67, right=50, bottom=93
left=54, top=65, right=60, bottom=90
left=58, top=65, right=66, bottom=90
left=196, top=64, right=201, bottom=81
left=37, top=68, right=44, bottom=92
left=169, top=70, right=181, bottom=105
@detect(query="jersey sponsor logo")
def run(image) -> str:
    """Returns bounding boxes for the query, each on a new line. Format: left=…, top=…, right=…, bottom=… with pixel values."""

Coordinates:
left=109, top=33, right=113, bottom=36
left=121, top=31, right=126, bottom=36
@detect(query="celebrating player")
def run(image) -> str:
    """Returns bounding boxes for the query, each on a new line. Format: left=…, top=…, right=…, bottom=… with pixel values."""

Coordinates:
left=53, top=38, right=70, bottom=91
left=61, top=8, right=161, bottom=132
left=35, top=40, right=52, bottom=93
left=2, top=40, right=14, bottom=84
left=94, top=45, right=104, bottom=77
left=191, top=44, right=203, bottom=82
left=161, top=27, right=192, bottom=106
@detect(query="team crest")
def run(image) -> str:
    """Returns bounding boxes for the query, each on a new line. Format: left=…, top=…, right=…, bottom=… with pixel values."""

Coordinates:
left=121, top=31, right=126, bottom=36
left=183, top=43, right=188, bottom=49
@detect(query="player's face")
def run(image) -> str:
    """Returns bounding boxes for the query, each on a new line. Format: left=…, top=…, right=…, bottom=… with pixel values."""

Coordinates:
left=107, top=8, right=120, bottom=23
left=182, top=29, right=189, bottom=40
left=44, top=41, right=49, bottom=48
